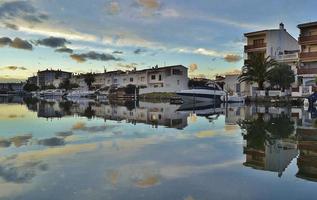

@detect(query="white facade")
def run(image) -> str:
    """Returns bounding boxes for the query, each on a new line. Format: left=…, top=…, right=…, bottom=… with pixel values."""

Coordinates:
left=223, top=74, right=250, bottom=96
left=74, top=65, right=189, bottom=94
left=244, top=23, right=300, bottom=96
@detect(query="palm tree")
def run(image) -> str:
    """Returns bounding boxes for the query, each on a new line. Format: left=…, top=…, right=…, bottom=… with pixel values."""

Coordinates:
left=239, top=54, right=277, bottom=90
left=268, top=63, right=295, bottom=91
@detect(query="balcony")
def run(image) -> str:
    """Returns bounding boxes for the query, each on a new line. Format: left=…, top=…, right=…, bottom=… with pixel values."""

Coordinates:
left=299, top=52, right=317, bottom=62
left=299, top=35, right=317, bottom=44
left=244, top=43, right=266, bottom=52
left=297, top=67, right=317, bottom=75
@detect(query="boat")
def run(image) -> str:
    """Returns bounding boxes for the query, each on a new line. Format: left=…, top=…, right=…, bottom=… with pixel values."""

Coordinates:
left=66, top=89, right=96, bottom=98
left=221, top=94, right=245, bottom=103
left=177, top=101, right=224, bottom=117
left=176, top=82, right=226, bottom=103
left=38, top=89, right=66, bottom=98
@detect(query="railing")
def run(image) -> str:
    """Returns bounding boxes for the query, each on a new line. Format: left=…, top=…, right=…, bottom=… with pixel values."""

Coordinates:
left=244, top=43, right=266, bottom=51
left=299, top=35, right=317, bottom=43
left=297, top=67, right=317, bottom=75
left=300, top=52, right=317, bottom=60
left=273, top=53, right=298, bottom=61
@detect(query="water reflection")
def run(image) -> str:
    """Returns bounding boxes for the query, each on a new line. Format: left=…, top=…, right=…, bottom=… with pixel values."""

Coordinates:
left=239, top=113, right=298, bottom=177
left=1, top=98, right=317, bottom=199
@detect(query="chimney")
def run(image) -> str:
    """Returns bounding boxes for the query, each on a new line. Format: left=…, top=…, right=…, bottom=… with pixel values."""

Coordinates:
left=279, top=22, right=285, bottom=30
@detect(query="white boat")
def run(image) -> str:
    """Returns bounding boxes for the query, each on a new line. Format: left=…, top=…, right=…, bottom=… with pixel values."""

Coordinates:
left=176, top=82, right=226, bottom=103
left=221, top=94, right=245, bottom=103
left=39, top=89, right=66, bottom=97
left=66, top=89, right=95, bottom=98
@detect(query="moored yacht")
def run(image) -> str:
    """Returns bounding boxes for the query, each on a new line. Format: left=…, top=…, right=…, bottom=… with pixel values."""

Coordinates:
left=176, top=82, right=226, bottom=103
left=66, top=89, right=96, bottom=98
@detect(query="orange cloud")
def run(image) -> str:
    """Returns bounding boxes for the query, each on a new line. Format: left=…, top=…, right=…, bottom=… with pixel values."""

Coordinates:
left=224, top=54, right=242, bottom=63
left=137, top=0, right=160, bottom=9
left=189, top=63, right=198, bottom=73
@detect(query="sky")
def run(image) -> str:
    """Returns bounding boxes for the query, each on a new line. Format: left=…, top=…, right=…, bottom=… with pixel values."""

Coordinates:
left=0, top=0, right=317, bottom=82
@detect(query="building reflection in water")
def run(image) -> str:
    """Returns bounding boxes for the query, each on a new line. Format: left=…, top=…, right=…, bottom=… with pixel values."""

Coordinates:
left=4, top=97, right=317, bottom=182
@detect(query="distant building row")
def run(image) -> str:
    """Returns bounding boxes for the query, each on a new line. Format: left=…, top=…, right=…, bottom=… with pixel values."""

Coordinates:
left=27, top=65, right=189, bottom=94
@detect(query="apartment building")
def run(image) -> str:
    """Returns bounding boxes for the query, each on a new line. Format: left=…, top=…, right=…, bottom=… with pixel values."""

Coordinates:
left=37, top=69, right=72, bottom=88
left=297, top=21, right=317, bottom=87
left=244, top=23, right=299, bottom=95
left=79, top=65, right=189, bottom=94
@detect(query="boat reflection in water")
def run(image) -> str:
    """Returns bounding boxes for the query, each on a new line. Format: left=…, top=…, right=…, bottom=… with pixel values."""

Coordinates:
left=2, top=97, right=317, bottom=199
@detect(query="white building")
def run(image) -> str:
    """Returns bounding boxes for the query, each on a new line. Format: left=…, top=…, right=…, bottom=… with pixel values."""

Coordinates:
left=243, top=23, right=300, bottom=96
left=223, top=74, right=250, bottom=97
left=37, top=69, right=72, bottom=88
left=73, top=65, right=189, bottom=94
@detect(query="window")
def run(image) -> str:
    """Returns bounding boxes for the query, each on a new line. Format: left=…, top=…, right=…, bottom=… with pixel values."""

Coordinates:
left=151, top=75, right=156, bottom=80
left=172, top=69, right=183, bottom=75
left=123, top=78, right=126, bottom=82
left=177, top=80, right=180, bottom=85
left=140, top=77, right=145, bottom=82
left=253, top=39, right=264, bottom=45
left=114, top=79, right=117, bottom=83
left=130, top=77, right=133, bottom=82
left=159, top=74, right=162, bottom=81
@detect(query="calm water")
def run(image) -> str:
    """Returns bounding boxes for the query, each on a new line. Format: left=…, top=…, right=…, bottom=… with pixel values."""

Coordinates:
left=0, top=96, right=317, bottom=200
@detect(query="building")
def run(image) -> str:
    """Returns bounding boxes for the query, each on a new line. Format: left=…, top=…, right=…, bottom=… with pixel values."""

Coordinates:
left=37, top=69, right=72, bottom=88
left=244, top=23, right=300, bottom=95
left=297, top=21, right=317, bottom=87
left=223, top=74, right=250, bottom=96
left=73, top=65, right=189, bottom=94
left=0, top=83, right=25, bottom=93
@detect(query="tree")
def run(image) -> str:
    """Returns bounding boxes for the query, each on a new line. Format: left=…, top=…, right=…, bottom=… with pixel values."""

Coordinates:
left=23, top=83, right=39, bottom=92
left=83, top=73, right=95, bottom=90
left=59, top=79, right=79, bottom=90
left=239, top=54, right=277, bottom=90
left=268, top=64, right=295, bottom=91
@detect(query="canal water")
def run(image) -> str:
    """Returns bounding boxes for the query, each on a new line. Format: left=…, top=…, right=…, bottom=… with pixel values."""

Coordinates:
left=0, top=96, right=317, bottom=200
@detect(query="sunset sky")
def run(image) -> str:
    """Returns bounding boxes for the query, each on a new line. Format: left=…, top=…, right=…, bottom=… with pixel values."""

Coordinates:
left=0, top=0, right=317, bottom=82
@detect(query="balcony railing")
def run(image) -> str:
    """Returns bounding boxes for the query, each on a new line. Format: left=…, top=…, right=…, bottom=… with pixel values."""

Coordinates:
left=297, top=67, right=317, bottom=75
left=244, top=43, right=266, bottom=51
left=299, top=52, right=317, bottom=61
left=299, top=35, right=317, bottom=44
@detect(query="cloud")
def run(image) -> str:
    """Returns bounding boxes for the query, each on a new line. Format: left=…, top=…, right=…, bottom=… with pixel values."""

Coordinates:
left=0, top=1, right=48, bottom=24
left=106, top=1, right=121, bottom=15
left=0, top=161, right=47, bottom=183
left=72, top=122, right=86, bottom=130
left=55, top=131, right=73, bottom=138
left=35, top=37, right=70, bottom=48
left=9, top=37, right=33, bottom=50
left=0, top=37, right=12, bottom=46
left=113, top=50, right=123, bottom=54
left=189, top=63, right=198, bottom=73
left=136, top=0, right=160, bottom=10
left=70, top=51, right=122, bottom=63
left=0, top=66, right=27, bottom=71
left=223, top=69, right=241, bottom=76
left=0, top=37, right=32, bottom=50
left=4, top=22, right=19, bottom=30
left=55, top=47, right=73, bottom=54
left=224, top=54, right=242, bottom=63
left=70, top=54, right=86, bottom=63
left=134, top=48, right=146, bottom=54
left=117, top=63, right=138, bottom=70
left=157, top=8, right=180, bottom=18
left=38, top=137, right=65, bottom=147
